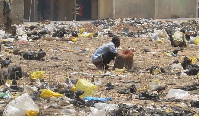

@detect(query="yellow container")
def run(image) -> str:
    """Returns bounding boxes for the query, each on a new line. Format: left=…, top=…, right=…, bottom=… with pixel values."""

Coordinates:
left=76, top=79, right=98, bottom=99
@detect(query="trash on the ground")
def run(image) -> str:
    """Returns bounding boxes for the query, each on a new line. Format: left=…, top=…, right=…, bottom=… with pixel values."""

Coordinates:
left=1, top=57, right=12, bottom=68
left=30, top=71, right=45, bottom=79
left=167, top=89, right=190, bottom=99
left=106, top=82, right=114, bottom=90
left=181, top=56, right=192, bottom=69
left=148, top=66, right=163, bottom=75
left=193, top=37, right=199, bottom=44
left=130, top=84, right=137, bottom=93
left=181, top=83, right=198, bottom=91
left=138, top=91, right=159, bottom=101
left=156, top=39, right=164, bottom=43
left=84, top=97, right=111, bottom=101
left=75, top=79, right=98, bottom=99
left=172, top=31, right=187, bottom=47
left=22, top=49, right=46, bottom=60
left=94, top=78, right=102, bottom=86
left=185, top=64, right=199, bottom=75
left=0, top=91, right=12, bottom=99
left=40, top=89, right=63, bottom=98
left=0, top=17, right=198, bottom=116
left=114, top=67, right=127, bottom=74
left=188, top=57, right=199, bottom=64
left=190, top=100, right=199, bottom=108
left=69, top=37, right=77, bottom=42
left=89, top=103, right=118, bottom=116
left=189, top=36, right=199, bottom=45
left=8, top=65, right=22, bottom=80
left=25, top=110, right=39, bottom=116
left=3, top=93, right=39, bottom=116
left=117, top=88, right=130, bottom=94
left=60, top=109, right=76, bottom=116
left=148, top=79, right=161, bottom=91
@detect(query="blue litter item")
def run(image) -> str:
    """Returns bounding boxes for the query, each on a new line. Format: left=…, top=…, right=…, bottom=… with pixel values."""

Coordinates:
left=83, top=97, right=111, bottom=101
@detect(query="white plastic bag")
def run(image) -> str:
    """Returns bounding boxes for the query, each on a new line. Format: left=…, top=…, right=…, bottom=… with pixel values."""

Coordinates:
left=3, top=93, right=39, bottom=116
left=89, top=103, right=118, bottom=116
left=167, top=89, right=189, bottom=99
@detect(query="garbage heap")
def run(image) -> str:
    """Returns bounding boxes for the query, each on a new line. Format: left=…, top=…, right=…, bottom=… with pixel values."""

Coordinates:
left=0, top=18, right=199, bottom=116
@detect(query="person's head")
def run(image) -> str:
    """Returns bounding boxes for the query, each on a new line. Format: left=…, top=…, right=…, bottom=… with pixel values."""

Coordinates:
left=112, top=36, right=120, bottom=48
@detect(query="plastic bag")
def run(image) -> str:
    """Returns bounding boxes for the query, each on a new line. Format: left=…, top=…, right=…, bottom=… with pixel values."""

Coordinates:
left=84, top=97, right=111, bottom=101
left=148, top=79, right=161, bottom=91
left=167, top=89, right=189, bottom=99
left=150, top=33, right=159, bottom=41
left=3, top=93, right=39, bottom=116
left=114, top=67, right=126, bottom=74
left=30, top=71, right=45, bottom=79
left=156, top=39, right=164, bottom=43
left=172, top=31, right=184, bottom=46
left=188, top=57, right=198, bottom=64
left=40, top=89, right=63, bottom=98
left=71, top=86, right=76, bottom=92
left=75, top=79, right=98, bottom=99
left=0, top=91, right=12, bottom=99
left=25, top=110, right=39, bottom=116
left=78, top=32, right=94, bottom=38
left=79, top=28, right=85, bottom=34
left=69, top=37, right=77, bottom=42
left=89, top=103, right=118, bottom=116
left=193, top=37, right=199, bottom=45
left=86, top=33, right=94, bottom=38
left=151, top=68, right=161, bottom=75
left=60, top=109, right=76, bottom=115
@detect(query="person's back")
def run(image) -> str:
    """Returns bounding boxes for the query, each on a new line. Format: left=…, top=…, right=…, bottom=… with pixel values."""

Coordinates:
left=92, top=42, right=117, bottom=63
left=91, top=36, right=120, bottom=70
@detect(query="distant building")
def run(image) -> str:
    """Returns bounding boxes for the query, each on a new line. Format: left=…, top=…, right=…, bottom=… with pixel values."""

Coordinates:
left=0, top=0, right=198, bottom=24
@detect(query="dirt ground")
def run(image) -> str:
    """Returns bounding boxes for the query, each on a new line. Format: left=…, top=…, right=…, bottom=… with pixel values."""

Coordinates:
left=0, top=20, right=199, bottom=116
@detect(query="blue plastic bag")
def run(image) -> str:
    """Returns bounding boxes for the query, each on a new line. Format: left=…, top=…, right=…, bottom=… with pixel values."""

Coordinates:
left=83, top=97, right=111, bottom=101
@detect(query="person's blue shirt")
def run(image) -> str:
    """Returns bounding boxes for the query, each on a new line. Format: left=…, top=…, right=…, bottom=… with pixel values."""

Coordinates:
left=91, top=42, right=117, bottom=63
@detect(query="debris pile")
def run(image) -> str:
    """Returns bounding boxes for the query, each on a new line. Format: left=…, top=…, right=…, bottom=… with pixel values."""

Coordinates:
left=0, top=18, right=198, bottom=116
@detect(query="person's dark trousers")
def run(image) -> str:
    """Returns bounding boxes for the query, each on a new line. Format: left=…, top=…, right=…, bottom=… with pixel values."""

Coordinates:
left=102, top=52, right=116, bottom=66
